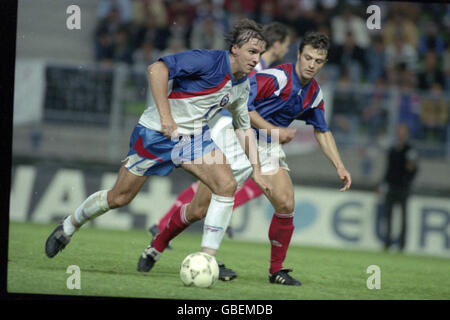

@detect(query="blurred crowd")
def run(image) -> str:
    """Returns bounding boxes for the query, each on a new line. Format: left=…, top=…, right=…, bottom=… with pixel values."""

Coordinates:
left=93, top=0, right=450, bottom=154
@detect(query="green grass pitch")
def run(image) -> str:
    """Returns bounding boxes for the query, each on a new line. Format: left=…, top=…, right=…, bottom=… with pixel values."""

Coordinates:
left=7, top=221, right=450, bottom=300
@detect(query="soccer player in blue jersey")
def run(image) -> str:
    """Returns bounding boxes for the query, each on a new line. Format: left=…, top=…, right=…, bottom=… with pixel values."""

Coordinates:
left=146, top=22, right=292, bottom=280
left=44, top=19, right=272, bottom=259
left=142, top=31, right=352, bottom=285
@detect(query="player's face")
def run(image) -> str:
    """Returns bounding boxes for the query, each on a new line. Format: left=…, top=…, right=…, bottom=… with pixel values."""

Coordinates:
left=297, top=44, right=327, bottom=83
left=231, top=38, right=266, bottom=75
left=274, top=37, right=291, bottom=60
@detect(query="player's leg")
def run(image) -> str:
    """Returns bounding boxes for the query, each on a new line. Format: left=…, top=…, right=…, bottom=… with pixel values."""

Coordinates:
left=156, top=148, right=237, bottom=248
left=46, top=123, right=175, bottom=259
left=399, top=193, right=408, bottom=251
left=45, top=164, right=148, bottom=258
left=383, top=191, right=394, bottom=250
left=151, top=181, right=199, bottom=233
left=260, top=168, right=300, bottom=285
left=153, top=174, right=260, bottom=233
left=151, top=181, right=212, bottom=253
left=152, top=173, right=259, bottom=237
left=137, top=147, right=237, bottom=272
left=255, top=138, right=301, bottom=286
left=152, top=115, right=251, bottom=252
left=233, top=178, right=263, bottom=209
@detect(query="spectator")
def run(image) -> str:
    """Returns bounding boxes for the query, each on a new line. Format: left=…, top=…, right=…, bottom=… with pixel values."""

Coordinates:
left=385, top=30, right=418, bottom=74
left=397, top=66, right=422, bottom=139
left=258, top=0, right=277, bottom=25
left=330, top=67, right=361, bottom=145
left=365, top=34, right=386, bottom=83
left=95, top=31, right=114, bottom=67
left=191, top=17, right=226, bottom=50
left=168, top=13, right=192, bottom=50
left=132, top=0, right=167, bottom=29
left=167, top=0, right=196, bottom=27
left=223, top=0, right=257, bottom=20
left=331, top=5, right=370, bottom=49
left=97, top=0, right=133, bottom=24
left=95, top=6, right=123, bottom=39
left=133, top=13, right=170, bottom=52
left=223, top=0, right=248, bottom=33
left=278, top=1, right=317, bottom=38
left=194, top=0, right=227, bottom=28
left=420, top=83, right=449, bottom=145
left=333, top=31, right=366, bottom=83
left=444, top=42, right=450, bottom=94
left=419, top=3, right=447, bottom=29
left=133, top=40, right=160, bottom=69
left=417, top=50, right=446, bottom=92
left=379, top=123, right=419, bottom=251
left=418, top=20, right=445, bottom=58
left=361, top=78, right=389, bottom=142
left=382, top=10, right=418, bottom=48
left=113, top=27, right=133, bottom=65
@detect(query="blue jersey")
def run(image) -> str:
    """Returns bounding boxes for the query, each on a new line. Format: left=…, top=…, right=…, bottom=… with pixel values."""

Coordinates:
left=139, top=49, right=251, bottom=135
left=248, top=63, right=329, bottom=139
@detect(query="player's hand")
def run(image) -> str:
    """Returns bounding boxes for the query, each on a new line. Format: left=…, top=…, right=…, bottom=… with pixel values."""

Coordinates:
left=337, top=167, right=351, bottom=192
left=278, top=127, right=296, bottom=144
left=252, top=172, right=273, bottom=197
left=161, top=117, right=179, bottom=140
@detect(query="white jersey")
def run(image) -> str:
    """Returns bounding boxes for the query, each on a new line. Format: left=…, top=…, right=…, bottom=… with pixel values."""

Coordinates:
left=139, top=50, right=251, bottom=135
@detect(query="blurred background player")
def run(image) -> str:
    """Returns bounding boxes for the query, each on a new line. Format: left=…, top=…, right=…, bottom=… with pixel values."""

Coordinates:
left=139, top=31, right=352, bottom=286
left=45, top=19, right=271, bottom=259
left=148, top=21, right=292, bottom=255
left=379, top=123, right=419, bottom=251
left=249, top=22, right=292, bottom=76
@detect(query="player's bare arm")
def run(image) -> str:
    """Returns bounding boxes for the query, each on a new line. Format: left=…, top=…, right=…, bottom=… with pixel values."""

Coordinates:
left=249, top=110, right=296, bottom=144
left=147, top=61, right=178, bottom=139
left=314, top=129, right=352, bottom=192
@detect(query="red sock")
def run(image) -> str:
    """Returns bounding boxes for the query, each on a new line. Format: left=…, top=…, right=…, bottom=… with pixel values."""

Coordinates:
left=153, top=204, right=191, bottom=252
left=233, top=178, right=263, bottom=209
left=268, top=212, right=295, bottom=274
left=157, top=182, right=198, bottom=231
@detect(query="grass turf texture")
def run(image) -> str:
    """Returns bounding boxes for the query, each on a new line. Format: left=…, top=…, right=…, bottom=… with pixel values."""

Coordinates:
left=7, top=221, right=450, bottom=300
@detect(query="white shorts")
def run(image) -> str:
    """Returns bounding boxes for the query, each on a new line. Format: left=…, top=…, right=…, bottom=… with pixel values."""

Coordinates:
left=209, top=115, right=289, bottom=188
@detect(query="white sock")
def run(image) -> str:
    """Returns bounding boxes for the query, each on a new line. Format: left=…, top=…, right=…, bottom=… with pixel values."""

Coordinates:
left=72, top=190, right=110, bottom=228
left=63, top=216, right=77, bottom=236
left=201, top=194, right=234, bottom=251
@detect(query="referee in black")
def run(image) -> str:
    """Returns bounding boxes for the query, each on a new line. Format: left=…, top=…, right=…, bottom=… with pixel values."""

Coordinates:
left=380, top=123, right=419, bottom=251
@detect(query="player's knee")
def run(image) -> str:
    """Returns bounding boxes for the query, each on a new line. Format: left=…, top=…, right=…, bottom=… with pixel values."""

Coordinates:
left=213, top=177, right=237, bottom=197
left=109, top=192, right=133, bottom=208
left=275, top=195, right=295, bottom=214
left=189, top=205, right=208, bottom=221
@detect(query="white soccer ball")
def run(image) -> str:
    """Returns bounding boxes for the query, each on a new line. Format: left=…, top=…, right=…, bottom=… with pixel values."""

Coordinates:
left=180, top=252, right=219, bottom=288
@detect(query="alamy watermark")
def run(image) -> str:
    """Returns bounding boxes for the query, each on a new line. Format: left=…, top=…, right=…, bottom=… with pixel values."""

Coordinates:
left=366, top=5, right=381, bottom=30
left=66, top=5, right=81, bottom=30
left=169, top=121, right=280, bottom=172
left=66, top=265, right=81, bottom=289
left=366, top=265, right=381, bottom=290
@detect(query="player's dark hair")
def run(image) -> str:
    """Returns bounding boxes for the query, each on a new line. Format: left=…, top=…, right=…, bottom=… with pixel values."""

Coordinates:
left=262, top=22, right=290, bottom=49
left=225, top=18, right=266, bottom=51
left=299, top=31, right=330, bottom=58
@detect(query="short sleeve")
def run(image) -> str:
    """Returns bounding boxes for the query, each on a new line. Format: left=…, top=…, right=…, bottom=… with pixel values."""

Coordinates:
left=159, top=50, right=214, bottom=80
left=299, top=107, right=329, bottom=132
